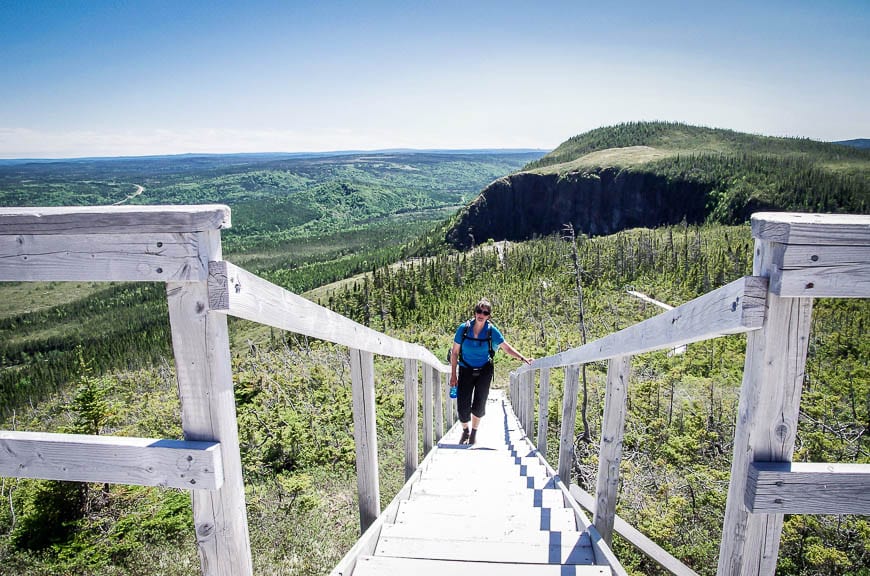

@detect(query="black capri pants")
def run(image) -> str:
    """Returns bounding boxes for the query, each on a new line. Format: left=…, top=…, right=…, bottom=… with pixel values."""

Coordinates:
left=456, top=362, right=494, bottom=423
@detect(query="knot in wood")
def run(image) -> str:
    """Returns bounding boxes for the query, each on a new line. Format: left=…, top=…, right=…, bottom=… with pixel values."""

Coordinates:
left=197, top=522, right=215, bottom=538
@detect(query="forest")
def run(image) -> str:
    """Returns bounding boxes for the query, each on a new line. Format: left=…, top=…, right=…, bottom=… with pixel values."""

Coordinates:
left=0, top=126, right=867, bottom=575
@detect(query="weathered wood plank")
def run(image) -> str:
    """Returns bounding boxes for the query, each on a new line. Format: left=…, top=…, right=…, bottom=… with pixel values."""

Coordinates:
left=559, top=365, right=580, bottom=482
left=0, top=232, right=205, bottom=282
left=403, top=359, right=419, bottom=481
left=208, top=261, right=448, bottom=371
left=751, top=212, right=870, bottom=246
left=414, top=474, right=558, bottom=491
left=717, top=239, right=814, bottom=576
left=395, top=505, right=579, bottom=533
left=745, top=462, right=870, bottom=515
left=594, top=356, right=630, bottom=546
left=381, top=520, right=583, bottom=542
left=524, top=276, right=767, bottom=373
left=434, top=369, right=444, bottom=440
left=166, top=229, right=252, bottom=576
left=350, top=348, right=380, bottom=533
left=570, top=484, right=699, bottom=576
left=408, top=489, right=567, bottom=509
left=767, top=243, right=870, bottom=298
left=0, top=431, right=222, bottom=490
left=0, top=205, right=231, bottom=234
left=375, top=530, right=595, bottom=564
left=353, top=556, right=612, bottom=576
left=537, top=369, right=550, bottom=456
left=525, top=370, right=536, bottom=439
left=423, top=365, right=434, bottom=455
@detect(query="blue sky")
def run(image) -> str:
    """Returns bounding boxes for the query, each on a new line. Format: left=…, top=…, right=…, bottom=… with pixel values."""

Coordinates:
left=1, top=0, right=868, bottom=158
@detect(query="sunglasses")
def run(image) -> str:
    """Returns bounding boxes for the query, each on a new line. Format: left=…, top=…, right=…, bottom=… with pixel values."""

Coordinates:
left=474, top=308, right=491, bottom=316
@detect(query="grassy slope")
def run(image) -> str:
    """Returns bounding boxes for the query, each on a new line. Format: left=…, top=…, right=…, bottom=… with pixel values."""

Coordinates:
left=526, top=122, right=870, bottom=175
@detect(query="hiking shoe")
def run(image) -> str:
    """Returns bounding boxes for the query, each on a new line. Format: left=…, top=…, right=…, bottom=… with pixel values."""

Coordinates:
left=459, top=428, right=470, bottom=445
left=468, top=429, right=477, bottom=445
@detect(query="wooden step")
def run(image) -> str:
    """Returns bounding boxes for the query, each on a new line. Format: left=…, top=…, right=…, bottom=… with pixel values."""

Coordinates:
left=422, top=457, right=545, bottom=470
left=375, top=529, right=596, bottom=564
left=394, top=506, right=578, bottom=533
left=380, top=520, right=584, bottom=543
left=395, top=499, right=578, bottom=531
left=411, top=481, right=562, bottom=499
left=414, top=474, right=559, bottom=491
left=427, top=449, right=541, bottom=462
left=407, top=490, right=567, bottom=511
left=421, top=463, right=549, bottom=483
left=353, top=556, right=611, bottom=575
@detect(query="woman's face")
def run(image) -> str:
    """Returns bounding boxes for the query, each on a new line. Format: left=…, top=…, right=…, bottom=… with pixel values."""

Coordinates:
left=474, top=306, right=491, bottom=320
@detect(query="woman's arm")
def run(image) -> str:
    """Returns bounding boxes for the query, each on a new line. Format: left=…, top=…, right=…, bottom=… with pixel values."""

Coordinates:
left=499, top=341, right=532, bottom=365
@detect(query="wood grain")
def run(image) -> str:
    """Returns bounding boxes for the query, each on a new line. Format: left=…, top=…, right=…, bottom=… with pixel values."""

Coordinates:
left=0, top=232, right=205, bottom=282
left=0, top=431, right=222, bottom=490
left=746, top=462, right=870, bottom=515
left=0, top=205, right=230, bottom=234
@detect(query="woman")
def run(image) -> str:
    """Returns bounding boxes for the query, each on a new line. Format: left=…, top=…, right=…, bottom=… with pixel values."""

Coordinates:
left=449, top=298, right=532, bottom=445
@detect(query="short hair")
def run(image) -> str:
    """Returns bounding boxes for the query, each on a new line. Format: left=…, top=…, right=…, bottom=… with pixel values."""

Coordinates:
left=475, top=298, right=492, bottom=312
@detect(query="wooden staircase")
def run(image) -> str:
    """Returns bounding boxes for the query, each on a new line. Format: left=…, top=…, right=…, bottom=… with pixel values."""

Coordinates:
left=351, top=391, right=612, bottom=575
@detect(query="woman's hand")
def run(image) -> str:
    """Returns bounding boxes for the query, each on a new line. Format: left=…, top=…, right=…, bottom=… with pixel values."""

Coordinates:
left=450, top=374, right=458, bottom=386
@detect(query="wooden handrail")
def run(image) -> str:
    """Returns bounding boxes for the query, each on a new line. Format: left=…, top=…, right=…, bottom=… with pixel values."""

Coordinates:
left=517, top=275, right=768, bottom=374
left=208, top=260, right=450, bottom=372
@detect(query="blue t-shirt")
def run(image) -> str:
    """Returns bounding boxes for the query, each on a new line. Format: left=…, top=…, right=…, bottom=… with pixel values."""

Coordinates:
left=454, top=320, right=505, bottom=368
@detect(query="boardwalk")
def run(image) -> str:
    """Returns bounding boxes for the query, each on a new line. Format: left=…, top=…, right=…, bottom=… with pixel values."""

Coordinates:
left=352, top=391, right=612, bottom=575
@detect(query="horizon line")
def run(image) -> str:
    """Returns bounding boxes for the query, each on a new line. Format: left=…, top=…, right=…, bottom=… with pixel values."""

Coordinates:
left=0, top=147, right=552, bottom=164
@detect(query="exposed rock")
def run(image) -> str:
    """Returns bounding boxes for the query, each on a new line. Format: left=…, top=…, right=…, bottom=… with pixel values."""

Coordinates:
left=446, top=168, right=711, bottom=249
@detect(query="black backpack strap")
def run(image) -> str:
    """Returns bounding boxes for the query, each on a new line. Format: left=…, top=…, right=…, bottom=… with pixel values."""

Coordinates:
left=458, top=319, right=494, bottom=367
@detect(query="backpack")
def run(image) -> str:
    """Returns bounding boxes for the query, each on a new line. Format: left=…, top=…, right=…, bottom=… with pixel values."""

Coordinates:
left=455, top=319, right=495, bottom=367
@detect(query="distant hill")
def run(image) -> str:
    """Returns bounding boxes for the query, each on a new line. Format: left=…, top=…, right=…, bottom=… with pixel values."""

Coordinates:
left=835, top=138, right=870, bottom=149
left=0, top=149, right=544, bottom=250
left=438, top=122, right=869, bottom=249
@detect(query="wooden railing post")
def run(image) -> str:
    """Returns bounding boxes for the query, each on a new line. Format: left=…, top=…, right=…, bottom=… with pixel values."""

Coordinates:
left=537, top=368, right=551, bottom=456
left=717, top=237, right=813, bottom=575
left=434, top=369, right=444, bottom=440
left=350, top=348, right=380, bottom=533
left=167, top=230, right=253, bottom=576
left=422, top=365, right=434, bottom=454
left=525, top=370, right=535, bottom=441
left=594, top=355, right=631, bottom=545
left=403, top=359, right=419, bottom=481
left=509, top=372, right=517, bottom=415
left=446, top=374, right=455, bottom=428
left=558, top=365, right=580, bottom=482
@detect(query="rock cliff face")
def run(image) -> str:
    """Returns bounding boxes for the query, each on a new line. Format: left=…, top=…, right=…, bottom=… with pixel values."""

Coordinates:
left=445, top=168, right=711, bottom=249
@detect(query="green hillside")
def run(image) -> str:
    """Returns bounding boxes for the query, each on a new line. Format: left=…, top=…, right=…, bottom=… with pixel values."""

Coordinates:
left=423, top=123, right=868, bottom=255
left=527, top=122, right=869, bottom=222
